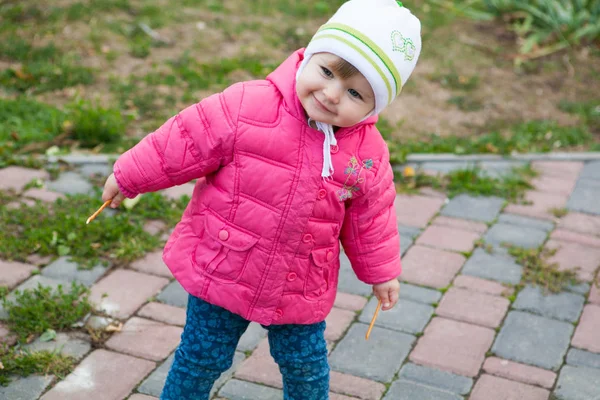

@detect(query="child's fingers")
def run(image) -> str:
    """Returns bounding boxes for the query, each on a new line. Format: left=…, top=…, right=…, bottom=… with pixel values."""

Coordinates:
left=110, top=192, right=126, bottom=208
left=375, top=287, right=391, bottom=310
left=384, top=288, right=399, bottom=311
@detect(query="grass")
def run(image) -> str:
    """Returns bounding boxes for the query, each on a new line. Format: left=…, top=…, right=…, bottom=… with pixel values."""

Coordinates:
left=0, top=36, right=94, bottom=94
left=507, top=246, right=580, bottom=293
left=0, top=346, right=75, bottom=386
left=380, top=118, right=596, bottom=164
left=0, top=191, right=186, bottom=267
left=395, top=164, right=536, bottom=202
left=2, top=282, right=92, bottom=343
left=0, top=97, right=133, bottom=164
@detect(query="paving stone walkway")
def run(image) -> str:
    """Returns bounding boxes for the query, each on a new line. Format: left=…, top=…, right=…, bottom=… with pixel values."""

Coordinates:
left=1, top=158, right=600, bottom=399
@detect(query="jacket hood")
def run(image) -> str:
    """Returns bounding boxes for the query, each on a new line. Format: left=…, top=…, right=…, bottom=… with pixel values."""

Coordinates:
left=266, top=48, right=379, bottom=131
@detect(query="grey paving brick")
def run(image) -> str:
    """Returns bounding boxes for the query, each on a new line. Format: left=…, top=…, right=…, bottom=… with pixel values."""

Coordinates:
left=420, top=161, right=476, bottom=174
left=492, top=311, right=574, bottom=370
left=157, top=280, right=188, bottom=308
left=0, top=375, right=54, bottom=400
left=337, top=252, right=372, bottom=296
left=461, top=249, right=522, bottom=285
left=25, top=333, right=91, bottom=360
left=478, top=161, right=526, bottom=178
left=329, top=323, right=415, bottom=382
left=399, top=363, right=473, bottom=395
left=483, top=223, right=548, bottom=250
left=139, top=352, right=245, bottom=397
left=566, top=282, right=591, bottom=295
left=568, top=178, right=600, bottom=215
left=579, top=160, right=600, bottom=181
left=498, top=213, right=554, bottom=232
left=554, top=365, right=600, bottom=400
left=383, top=379, right=463, bottom=400
left=41, top=257, right=107, bottom=287
left=78, top=163, right=112, bottom=178
left=399, top=283, right=442, bottom=304
left=400, top=234, right=413, bottom=256
left=218, top=378, right=282, bottom=400
left=46, top=171, right=94, bottom=195
left=358, top=297, right=433, bottom=334
left=399, top=225, right=422, bottom=240
left=567, top=348, right=600, bottom=370
left=441, top=194, right=504, bottom=223
left=512, top=285, right=585, bottom=323
left=237, top=322, right=267, bottom=353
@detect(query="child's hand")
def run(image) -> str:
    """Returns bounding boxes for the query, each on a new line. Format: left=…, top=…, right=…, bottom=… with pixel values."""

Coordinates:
left=372, top=278, right=400, bottom=311
left=102, top=173, right=126, bottom=208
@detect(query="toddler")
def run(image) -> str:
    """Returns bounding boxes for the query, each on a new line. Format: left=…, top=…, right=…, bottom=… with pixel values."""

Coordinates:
left=102, top=0, right=421, bottom=398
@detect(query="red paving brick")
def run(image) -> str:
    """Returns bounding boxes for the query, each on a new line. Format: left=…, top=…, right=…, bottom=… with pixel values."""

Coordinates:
left=143, top=220, right=167, bottom=236
left=550, top=229, right=600, bottom=248
left=394, top=195, right=445, bottom=228
left=129, top=250, right=173, bottom=278
left=22, top=188, right=65, bottom=202
left=560, top=212, right=600, bottom=237
left=409, top=317, right=495, bottom=377
left=129, top=395, right=158, bottom=400
left=590, top=282, right=600, bottom=305
left=235, top=339, right=282, bottom=388
left=470, top=374, right=550, bottom=400
left=400, top=245, right=465, bottom=289
left=330, top=371, right=386, bottom=400
left=431, top=215, right=488, bottom=234
left=453, top=275, right=513, bottom=297
left=545, top=239, right=600, bottom=282
left=436, top=287, right=509, bottom=328
left=89, top=269, right=169, bottom=319
left=0, top=322, right=17, bottom=346
left=483, top=357, right=556, bottom=389
left=0, top=259, right=37, bottom=289
left=325, top=307, right=355, bottom=341
left=161, top=183, right=195, bottom=200
left=532, top=161, right=583, bottom=180
left=416, top=224, right=481, bottom=253
left=40, top=349, right=155, bottom=400
left=504, top=190, right=568, bottom=221
left=572, top=304, right=600, bottom=353
left=105, top=317, right=182, bottom=361
left=137, top=302, right=187, bottom=326
left=530, top=175, right=576, bottom=196
left=334, top=292, right=367, bottom=311
left=0, top=166, right=49, bottom=193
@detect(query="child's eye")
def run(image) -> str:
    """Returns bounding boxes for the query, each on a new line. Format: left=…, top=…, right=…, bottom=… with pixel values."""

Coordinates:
left=348, top=89, right=362, bottom=99
left=321, top=67, right=333, bottom=77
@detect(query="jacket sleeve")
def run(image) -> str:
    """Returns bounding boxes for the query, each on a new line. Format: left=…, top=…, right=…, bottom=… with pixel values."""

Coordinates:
left=339, top=151, right=401, bottom=285
left=113, top=83, right=244, bottom=198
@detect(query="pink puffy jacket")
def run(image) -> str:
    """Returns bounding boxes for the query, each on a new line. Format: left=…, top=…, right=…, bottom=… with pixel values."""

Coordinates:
left=114, top=49, right=401, bottom=325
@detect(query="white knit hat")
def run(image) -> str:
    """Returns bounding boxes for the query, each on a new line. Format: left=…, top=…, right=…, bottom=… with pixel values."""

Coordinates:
left=298, top=0, right=422, bottom=117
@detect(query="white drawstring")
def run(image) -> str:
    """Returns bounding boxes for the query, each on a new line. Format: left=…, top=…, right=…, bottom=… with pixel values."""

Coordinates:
left=309, top=118, right=337, bottom=178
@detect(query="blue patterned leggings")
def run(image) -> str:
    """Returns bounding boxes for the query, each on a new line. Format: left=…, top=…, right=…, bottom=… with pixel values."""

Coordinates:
left=160, top=295, right=330, bottom=400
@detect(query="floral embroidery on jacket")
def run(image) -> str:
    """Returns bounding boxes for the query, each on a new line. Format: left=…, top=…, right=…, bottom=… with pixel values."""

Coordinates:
left=337, top=157, right=373, bottom=201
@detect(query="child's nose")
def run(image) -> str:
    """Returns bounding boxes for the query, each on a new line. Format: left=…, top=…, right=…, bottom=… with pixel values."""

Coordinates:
left=323, top=84, right=341, bottom=104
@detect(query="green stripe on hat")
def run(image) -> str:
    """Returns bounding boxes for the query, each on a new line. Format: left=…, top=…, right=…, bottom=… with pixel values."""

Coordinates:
left=317, top=22, right=402, bottom=96
left=311, top=33, right=393, bottom=104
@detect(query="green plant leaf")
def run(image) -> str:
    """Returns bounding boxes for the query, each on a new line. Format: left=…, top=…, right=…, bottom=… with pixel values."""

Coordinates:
left=39, top=329, right=57, bottom=342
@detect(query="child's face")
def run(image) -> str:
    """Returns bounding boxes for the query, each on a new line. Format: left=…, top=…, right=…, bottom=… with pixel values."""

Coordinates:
left=296, top=53, right=375, bottom=127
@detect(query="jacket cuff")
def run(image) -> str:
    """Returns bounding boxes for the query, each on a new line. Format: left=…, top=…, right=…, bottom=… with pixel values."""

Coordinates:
left=113, top=164, right=138, bottom=199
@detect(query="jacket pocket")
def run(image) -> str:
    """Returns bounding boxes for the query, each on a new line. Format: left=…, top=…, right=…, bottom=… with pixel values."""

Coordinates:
left=192, top=209, right=260, bottom=283
left=304, top=246, right=336, bottom=300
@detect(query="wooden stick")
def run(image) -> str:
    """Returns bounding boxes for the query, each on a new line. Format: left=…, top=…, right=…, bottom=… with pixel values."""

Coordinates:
left=86, top=199, right=112, bottom=224
left=365, top=299, right=382, bottom=340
